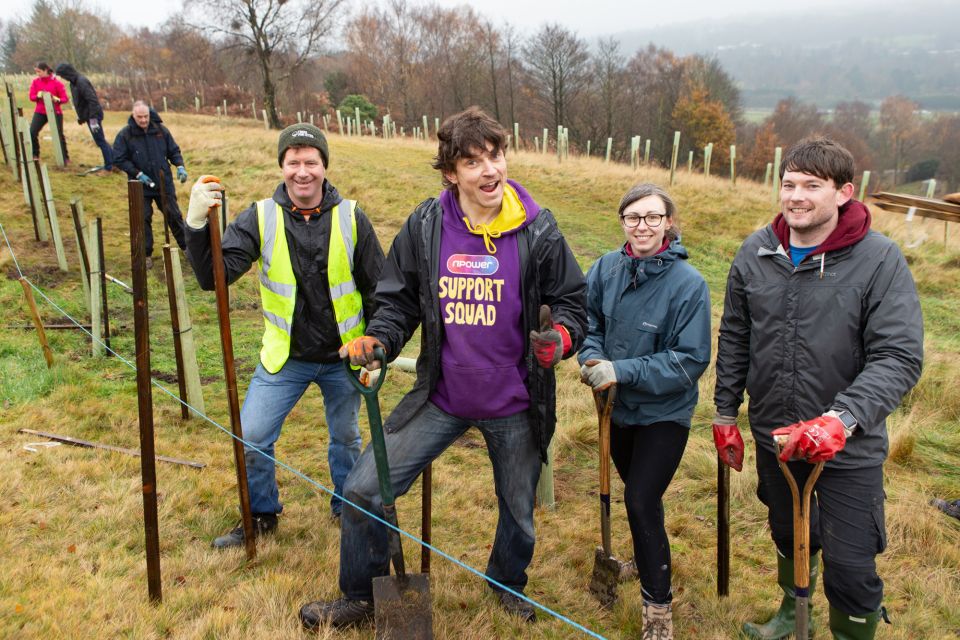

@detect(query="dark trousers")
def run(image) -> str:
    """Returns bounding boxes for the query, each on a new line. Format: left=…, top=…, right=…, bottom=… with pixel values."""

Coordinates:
left=29, top=112, right=68, bottom=160
left=86, top=118, right=113, bottom=169
left=610, top=420, right=688, bottom=605
left=755, top=449, right=886, bottom=615
left=143, top=185, right=186, bottom=256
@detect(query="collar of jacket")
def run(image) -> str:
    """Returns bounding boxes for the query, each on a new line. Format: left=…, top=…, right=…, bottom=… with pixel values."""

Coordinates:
left=618, top=239, right=687, bottom=288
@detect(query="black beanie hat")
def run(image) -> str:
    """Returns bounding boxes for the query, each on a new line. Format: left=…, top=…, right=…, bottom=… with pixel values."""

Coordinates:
left=277, top=123, right=329, bottom=168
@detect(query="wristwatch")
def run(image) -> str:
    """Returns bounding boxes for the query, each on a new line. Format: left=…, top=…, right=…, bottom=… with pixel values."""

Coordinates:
left=827, top=409, right=858, bottom=437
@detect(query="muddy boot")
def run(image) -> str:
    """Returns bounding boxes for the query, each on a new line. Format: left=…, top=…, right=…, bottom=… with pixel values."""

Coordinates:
left=829, top=606, right=882, bottom=639
left=642, top=602, right=673, bottom=640
left=742, top=551, right=819, bottom=639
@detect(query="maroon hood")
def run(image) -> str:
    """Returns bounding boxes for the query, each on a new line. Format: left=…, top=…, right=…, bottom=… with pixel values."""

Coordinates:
left=772, top=198, right=872, bottom=258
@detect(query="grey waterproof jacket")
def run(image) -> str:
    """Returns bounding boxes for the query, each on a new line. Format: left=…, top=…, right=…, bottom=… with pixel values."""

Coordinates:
left=579, top=240, right=711, bottom=428
left=714, top=225, right=923, bottom=468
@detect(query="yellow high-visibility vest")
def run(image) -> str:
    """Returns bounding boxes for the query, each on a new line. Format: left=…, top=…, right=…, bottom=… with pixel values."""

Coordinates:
left=256, top=198, right=365, bottom=373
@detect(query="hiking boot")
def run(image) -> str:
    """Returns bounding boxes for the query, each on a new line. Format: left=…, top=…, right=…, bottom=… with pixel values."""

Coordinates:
left=211, top=513, right=277, bottom=549
left=932, top=497, right=960, bottom=520
left=642, top=602, right=673, bottom=640
left=299, top=597, right=374, bottom=629
left=497, top=591, right=536, bottom=623
left=829, top=606, right=883, bottom=640
left=742, top=551, right=818, bottom=639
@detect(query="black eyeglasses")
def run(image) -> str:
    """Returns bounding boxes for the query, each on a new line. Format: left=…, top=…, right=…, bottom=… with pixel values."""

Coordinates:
left=620, top=212, right=665, bottom=229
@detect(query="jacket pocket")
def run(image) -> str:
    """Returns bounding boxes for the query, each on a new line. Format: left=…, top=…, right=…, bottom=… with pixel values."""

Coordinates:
left=871, top=495, right=887, bottom=554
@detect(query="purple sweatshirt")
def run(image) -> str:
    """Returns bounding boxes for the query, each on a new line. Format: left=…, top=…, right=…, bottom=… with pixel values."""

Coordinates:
left=430, top=180, right=541, bottom=420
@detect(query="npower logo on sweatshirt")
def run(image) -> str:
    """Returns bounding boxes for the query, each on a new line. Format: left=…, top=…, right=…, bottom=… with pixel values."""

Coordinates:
left=446, top=254, right=499, bottom=276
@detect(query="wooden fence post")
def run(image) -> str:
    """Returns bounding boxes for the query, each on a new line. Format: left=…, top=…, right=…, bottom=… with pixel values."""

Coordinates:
left=70, top=198, right=91, bottom=313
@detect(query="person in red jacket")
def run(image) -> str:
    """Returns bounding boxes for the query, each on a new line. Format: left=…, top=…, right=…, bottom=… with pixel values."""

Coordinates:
left=28, top=62, right=69, bottom=163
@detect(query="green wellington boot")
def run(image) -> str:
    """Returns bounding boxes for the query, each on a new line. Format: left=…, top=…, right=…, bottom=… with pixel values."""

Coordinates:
left=742, top=551, right=819, bottom=639
left=829, top=606, right=882, bottom=640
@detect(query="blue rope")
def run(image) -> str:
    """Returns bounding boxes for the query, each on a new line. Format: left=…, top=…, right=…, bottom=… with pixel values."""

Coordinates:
left=0, top=222, right=607, bottom=639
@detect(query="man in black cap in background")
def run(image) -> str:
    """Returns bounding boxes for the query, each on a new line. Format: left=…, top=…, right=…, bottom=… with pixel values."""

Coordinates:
left=185, top=123, right=384, bottom=548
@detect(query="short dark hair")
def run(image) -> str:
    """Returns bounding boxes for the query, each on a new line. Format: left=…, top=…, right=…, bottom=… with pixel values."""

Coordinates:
left=431, top=106, right=507, bottom=190
left=780, top=136, right=855, bottom=187
left=36, top=62, right=52, bottom=73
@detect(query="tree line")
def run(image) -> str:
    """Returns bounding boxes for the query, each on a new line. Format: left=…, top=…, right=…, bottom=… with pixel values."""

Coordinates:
left=3, top=0, right=958, bottom=190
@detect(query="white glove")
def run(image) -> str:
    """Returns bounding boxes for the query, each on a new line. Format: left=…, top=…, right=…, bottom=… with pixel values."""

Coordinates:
left=580, top=359, right=617, bottom=391
left=187, top=175, right=223, bottom=230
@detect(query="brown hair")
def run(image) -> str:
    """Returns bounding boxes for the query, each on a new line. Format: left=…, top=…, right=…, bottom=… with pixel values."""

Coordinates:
left=431, top=106, right=507, bottom=190
left=618, top=183, right=680, bottom=242
left=780, top=136, right=855, bottom=187
left=36, top=62, right=52, bottom=73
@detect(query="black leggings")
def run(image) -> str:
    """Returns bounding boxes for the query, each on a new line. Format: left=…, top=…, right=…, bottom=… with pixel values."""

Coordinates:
left=610, top=420, right=688, bottom=605
left=29, top=111, right=68, bottom=160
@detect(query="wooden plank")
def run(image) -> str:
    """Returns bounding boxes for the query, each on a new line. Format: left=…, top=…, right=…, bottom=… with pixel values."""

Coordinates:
left=17, top=428, right=205, bottom=468
left=872, top=192, right=960, bottom=216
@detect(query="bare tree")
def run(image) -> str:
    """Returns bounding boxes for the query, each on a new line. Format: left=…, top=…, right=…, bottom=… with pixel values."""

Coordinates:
left=879, top=95, right=919, bottom=184
left=10, top=0, right=115, bottom=72
left=522, top=24, right=590, bottom=132
left=189, top=0, right=345, bottom=128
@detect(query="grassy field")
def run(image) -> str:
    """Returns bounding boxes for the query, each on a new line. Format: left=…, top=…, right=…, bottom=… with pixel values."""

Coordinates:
left=1, top=110, right=959, bottom=639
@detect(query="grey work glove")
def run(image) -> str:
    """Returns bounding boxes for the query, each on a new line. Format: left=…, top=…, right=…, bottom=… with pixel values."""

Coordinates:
left=186, top=175, right=223, bottom=230
left=580, top=359, right=616, bottom=391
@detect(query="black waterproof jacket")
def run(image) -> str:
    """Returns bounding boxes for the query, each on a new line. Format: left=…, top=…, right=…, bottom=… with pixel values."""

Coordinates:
left=366, top=197, right=587, bottom=461
left=185, top=180, right=384, bottom=365
left=113, top=109, right=184, bottom=198
left=714, top=225, right=923, bottom=468
left=53, top=63, right=103, bottom=123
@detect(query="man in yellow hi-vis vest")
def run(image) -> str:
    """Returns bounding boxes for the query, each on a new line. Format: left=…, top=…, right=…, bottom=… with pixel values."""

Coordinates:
left=185, top=123, right=384, bottom=549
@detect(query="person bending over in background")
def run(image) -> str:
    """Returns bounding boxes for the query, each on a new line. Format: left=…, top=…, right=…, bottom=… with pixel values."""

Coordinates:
left=53, top=62, right=114, bottom=172
left=713, top=137, right=923, bottom=640
left=185, top=123, right=383, bottom=548
left=579, top=183, right=711, bottom=640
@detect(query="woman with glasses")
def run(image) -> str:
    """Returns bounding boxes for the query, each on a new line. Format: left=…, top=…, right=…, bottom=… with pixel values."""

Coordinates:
left=578, top=183, right=711, bottom=640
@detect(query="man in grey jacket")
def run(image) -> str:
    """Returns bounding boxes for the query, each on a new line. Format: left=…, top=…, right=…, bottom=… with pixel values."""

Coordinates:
left=712, top=137, right=923, bottom=640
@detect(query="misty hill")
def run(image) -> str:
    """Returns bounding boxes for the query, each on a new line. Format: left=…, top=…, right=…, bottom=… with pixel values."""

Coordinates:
left=610, top=0, right=960, bottom=110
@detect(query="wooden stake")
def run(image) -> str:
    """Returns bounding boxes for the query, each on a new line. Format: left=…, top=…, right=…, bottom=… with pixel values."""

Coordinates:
left=127, top=179, right=163, bottom=602
left=163, top=245, right=189, bottom=420
left=18, top=127, right=44, bottom=241
left=19, top=277, right=54, bottom=367
left=207, top=199, right=256, bottom=561
left=18, top=428, right=204, bottom=468
left=70, top=199, right=91, bottom=312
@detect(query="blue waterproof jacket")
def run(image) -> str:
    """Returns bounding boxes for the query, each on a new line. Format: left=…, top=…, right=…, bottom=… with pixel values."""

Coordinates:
left=579, top=240, right=711, bottom=428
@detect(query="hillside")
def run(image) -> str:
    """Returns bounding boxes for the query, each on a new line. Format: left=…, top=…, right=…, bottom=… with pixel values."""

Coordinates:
left=611, top=0, right=960, bottom=109
left=1, top=112, right=958, bottom=639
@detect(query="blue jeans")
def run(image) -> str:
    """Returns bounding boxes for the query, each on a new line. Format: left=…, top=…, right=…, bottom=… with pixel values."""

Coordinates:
left=240, top=359, right=362, bottom=516
left=339, top=401, right=541, bottom=600
left=87, top=118, right=113, bottom=169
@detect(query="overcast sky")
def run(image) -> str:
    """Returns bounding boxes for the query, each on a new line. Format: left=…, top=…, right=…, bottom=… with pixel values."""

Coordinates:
left=8, top=0, right=880, bottom=37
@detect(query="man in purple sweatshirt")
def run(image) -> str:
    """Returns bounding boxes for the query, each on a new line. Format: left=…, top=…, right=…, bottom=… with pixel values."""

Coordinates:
left=299, top=106, right=587, bottom=630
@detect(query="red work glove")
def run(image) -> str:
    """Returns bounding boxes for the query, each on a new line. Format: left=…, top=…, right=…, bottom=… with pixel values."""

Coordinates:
left=712, top=415, right=744, bottom=472
left=338, top=336, right=386, bottom=370
left=529, top=305, right=571, bottom=368
left=771, top=415, right=847, bottom=463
